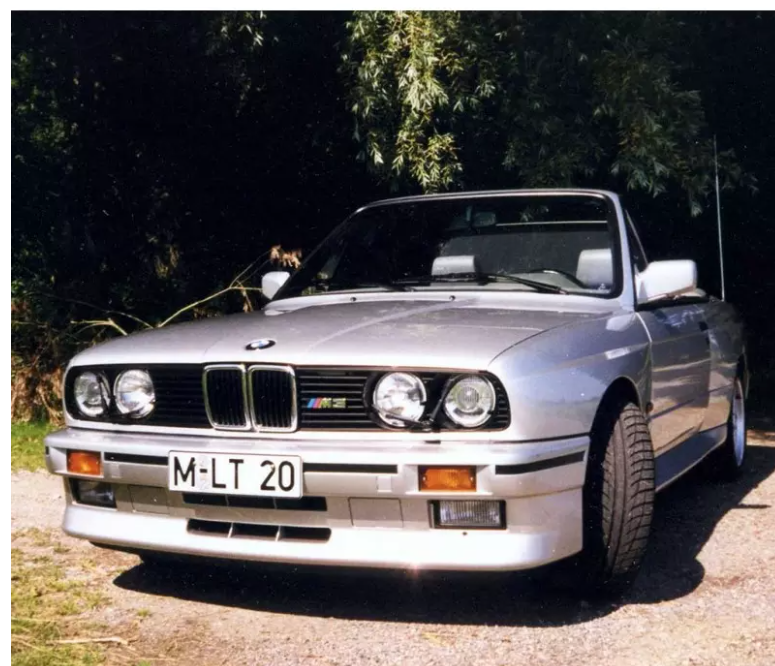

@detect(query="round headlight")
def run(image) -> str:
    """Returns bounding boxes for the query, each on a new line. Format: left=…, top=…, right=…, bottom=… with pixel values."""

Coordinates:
left=444, top=375, right=496, bottom=428
left=114, top=369, right=155, bottom=418
left=372, top=372, right=427, bottom=427
left=73, top=371, right=110, bottom=417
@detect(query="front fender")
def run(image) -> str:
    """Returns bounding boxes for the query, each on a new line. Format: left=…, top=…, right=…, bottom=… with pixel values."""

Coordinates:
left=488, top=312, right=651, bottom=441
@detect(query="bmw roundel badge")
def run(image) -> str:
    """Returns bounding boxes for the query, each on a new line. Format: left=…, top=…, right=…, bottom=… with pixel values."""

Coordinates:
left=246, top=339, right=276, bottom=350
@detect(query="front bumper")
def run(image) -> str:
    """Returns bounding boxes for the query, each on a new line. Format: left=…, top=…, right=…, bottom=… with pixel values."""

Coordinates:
left=46, top=428, right=588, bottom=572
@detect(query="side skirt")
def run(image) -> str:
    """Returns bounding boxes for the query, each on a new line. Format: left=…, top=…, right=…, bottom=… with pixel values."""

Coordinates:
left=655, top=424, right=726, bottom=491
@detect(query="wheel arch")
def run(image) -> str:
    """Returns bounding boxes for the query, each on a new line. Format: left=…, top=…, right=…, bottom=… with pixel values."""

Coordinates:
left=600, top=376, right=643, bottom=411
left=588, top=376, right=649, bottom=449
left=738, top=352, right=749, bottom=398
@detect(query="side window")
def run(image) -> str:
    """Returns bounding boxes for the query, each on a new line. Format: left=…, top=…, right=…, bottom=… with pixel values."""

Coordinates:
left=624, top=210, right=648, bottom=273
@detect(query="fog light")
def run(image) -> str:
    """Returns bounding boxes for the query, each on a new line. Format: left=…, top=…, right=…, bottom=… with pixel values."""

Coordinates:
left=419, top=466, right=476, bottom=492
left=433, top=500, right=505, bottom=529
left=72, top=480, right=116, bottom=508
left=67, top=450, right=102, bottom=476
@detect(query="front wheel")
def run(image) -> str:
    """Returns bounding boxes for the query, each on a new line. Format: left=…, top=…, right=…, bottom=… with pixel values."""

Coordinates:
left=571, top=400, right=656, bottom=597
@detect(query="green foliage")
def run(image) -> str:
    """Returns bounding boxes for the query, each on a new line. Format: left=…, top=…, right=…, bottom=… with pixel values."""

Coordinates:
left=11, top=11, right=769, bottom=421
left=343, top=11, right=750, bottom=208
left=344, top=12, right=462, bottom=191
left=11, top=422, right=54, bottom=471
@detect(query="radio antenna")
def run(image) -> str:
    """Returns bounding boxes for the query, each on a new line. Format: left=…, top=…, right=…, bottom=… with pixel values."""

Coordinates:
left=714, top=135, right=726, bottom=301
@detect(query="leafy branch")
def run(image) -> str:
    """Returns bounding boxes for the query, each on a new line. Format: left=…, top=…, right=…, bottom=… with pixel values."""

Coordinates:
left=343, top=11, right=749, bottom=212
left=155, top=285, right=264, bottom=329
left=67, top=244, right=302, bottom=336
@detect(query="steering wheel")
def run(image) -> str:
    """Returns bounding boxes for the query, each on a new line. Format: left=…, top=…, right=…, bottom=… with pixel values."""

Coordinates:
left=524, top=268, right=588, bottom=289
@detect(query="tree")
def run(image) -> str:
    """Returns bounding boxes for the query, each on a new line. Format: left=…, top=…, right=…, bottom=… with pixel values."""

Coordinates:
left=10, top=11, right=376, bottom=419
left=342, top=11, right=750, bottom=212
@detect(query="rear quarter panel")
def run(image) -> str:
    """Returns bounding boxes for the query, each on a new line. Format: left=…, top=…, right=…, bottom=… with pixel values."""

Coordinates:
left=700, top=299, right=746, bottom=432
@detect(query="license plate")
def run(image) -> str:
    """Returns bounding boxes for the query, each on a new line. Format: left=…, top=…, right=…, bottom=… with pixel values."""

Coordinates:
left=168, top=452, right=302, bottom=498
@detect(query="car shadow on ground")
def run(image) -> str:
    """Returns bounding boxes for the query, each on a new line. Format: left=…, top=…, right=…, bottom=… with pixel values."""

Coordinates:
left=113, top=432, right=775, bottom=627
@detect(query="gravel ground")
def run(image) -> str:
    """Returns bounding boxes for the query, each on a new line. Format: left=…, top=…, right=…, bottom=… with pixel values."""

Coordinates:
left=11, top=420, right=775, bottom=666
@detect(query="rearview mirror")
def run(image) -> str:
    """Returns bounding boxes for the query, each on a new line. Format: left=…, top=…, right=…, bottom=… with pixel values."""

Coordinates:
left=636, top=260, right=697, bottom=303
left=261, top=271, right=290, bottom=300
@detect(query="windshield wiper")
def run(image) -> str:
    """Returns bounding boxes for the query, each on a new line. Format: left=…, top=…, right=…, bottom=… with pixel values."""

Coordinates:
left=394, top=272, right=568, bottom=294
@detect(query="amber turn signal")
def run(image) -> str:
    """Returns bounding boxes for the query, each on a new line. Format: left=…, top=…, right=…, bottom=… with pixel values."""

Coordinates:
left=419, top=466, right=476, bottom=492
left=67, top=450, right=102, bottom=476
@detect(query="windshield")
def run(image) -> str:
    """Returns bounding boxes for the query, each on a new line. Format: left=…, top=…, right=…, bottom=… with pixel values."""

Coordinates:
left=278, top=193, right=621, bottom=299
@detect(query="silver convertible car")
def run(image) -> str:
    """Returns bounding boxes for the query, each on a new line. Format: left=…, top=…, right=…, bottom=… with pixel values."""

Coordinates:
left=46, top=189, right=747, bottom=594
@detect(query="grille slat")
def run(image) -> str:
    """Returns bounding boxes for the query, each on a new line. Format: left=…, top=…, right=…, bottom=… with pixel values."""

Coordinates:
left=146, top=366, right=209, bottom=428
left=300, top=382, right=364, bottom=386
left=205, top=367, right=247, bottom=429
left=249, top=368, right=295, bottom=431
left=299, top=389, right=365, bottom=396
left=296, top=368, right=372, bottom=430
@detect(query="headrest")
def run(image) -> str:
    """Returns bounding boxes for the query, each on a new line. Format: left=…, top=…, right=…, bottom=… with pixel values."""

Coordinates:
left=432, top=255, right=479, bottom=277
left=448, top=211, right=498, bottom=231
left=576, top=248, right=613, bottom=289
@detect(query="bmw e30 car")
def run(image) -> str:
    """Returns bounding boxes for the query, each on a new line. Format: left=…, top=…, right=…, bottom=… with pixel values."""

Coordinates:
left=45, top=189, right=747, bottom=594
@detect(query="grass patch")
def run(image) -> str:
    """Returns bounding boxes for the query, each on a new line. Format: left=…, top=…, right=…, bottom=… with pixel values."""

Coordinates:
left=11, top=422, right=54, bottom=472
left=11, top=544, right=108, bottom=666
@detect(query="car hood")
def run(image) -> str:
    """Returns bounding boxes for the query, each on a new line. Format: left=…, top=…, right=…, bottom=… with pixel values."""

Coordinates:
left=72, top=296, right=603, bottom=370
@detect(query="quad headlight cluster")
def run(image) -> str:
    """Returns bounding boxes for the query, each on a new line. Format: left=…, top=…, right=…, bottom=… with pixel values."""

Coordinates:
left=71, top=369, right=155, bottom=419
left=67, top=365, right=503, bottom=431
left=372, top=372, right=497, bottom=429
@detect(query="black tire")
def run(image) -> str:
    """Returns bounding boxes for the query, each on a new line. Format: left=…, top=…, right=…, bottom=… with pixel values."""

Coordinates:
left=706, top=376, right=747, bottom=482
left=574, top=399, right=655, bottom=597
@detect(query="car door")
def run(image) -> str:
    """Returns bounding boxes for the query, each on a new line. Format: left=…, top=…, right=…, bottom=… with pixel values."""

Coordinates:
left=638, top=303, right=711, bottom=454
left=623, top=210, right=711, bottom=455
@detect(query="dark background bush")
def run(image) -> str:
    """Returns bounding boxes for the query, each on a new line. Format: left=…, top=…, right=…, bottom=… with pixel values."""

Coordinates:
left=11, top=11, right=775, bottom=420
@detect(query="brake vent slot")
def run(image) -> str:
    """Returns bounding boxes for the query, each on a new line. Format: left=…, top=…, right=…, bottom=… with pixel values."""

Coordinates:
left=280, top=526, right=331, bottom=542
left=182, top=494, right=327, bottom=512
left=187, top=519, right=331, bottom=542
left=232, top=523, right=279, bottom=539
left=188, top=519, right=230, bottom=536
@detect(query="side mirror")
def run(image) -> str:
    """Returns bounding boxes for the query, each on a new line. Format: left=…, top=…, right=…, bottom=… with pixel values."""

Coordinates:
left=261, top=271, right=290, bottom=300
left=636, top=260, right=697, bottom=303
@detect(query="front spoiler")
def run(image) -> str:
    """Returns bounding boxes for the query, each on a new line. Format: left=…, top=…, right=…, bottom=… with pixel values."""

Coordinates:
left=48, top=427, right=589, bottom=571
left=64, top=494, right=581, bottom=572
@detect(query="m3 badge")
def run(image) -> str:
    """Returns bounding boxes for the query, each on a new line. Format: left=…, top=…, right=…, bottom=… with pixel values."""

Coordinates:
left=306, top=397, right=348, bottom=409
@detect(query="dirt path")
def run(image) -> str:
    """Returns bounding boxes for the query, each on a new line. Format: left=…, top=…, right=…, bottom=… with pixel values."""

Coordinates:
left=12, top=423, right=775, bottom=666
